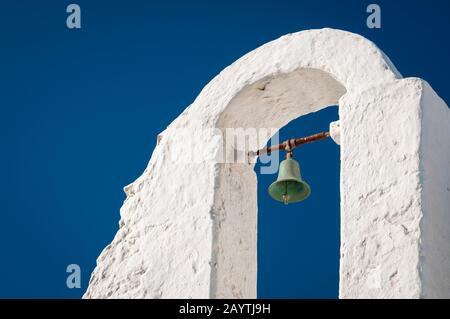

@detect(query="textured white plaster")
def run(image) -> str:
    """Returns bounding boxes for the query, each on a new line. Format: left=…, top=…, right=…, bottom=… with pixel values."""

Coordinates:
left=84, top=29, right=450, bottom=299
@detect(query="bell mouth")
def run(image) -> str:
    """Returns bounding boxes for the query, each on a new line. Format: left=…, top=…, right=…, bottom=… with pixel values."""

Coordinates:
left=268, top=179, right=311, bottom=204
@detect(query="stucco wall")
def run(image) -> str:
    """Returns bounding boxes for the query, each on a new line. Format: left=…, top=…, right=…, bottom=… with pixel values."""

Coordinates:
left=84, top=29, right=449, bottom=299
left=340, top=79, right=422, bottom=298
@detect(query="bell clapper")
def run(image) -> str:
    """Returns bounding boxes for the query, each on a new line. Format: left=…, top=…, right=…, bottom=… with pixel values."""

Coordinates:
left=283, top=181, right=289, bottom=205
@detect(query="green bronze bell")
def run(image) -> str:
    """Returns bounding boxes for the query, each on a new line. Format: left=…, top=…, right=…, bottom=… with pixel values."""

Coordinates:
left=268, top=155, right=311, bottom=205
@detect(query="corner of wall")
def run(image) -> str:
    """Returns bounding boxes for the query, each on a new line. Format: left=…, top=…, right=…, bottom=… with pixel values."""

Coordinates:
left=418, top=80, right=450, bottom=298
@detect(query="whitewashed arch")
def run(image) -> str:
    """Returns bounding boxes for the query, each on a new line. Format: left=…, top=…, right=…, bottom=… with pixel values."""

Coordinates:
left=84, top=29, right=450, bottom=299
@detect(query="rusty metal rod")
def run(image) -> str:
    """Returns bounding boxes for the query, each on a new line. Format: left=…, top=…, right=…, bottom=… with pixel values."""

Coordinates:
left=253, top=131, right=330, bottom=156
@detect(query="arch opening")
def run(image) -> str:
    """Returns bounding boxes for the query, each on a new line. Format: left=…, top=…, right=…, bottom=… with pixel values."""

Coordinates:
left=210, top=68, right=346, bottom=298
left=255, top=107, right=341, bottom=298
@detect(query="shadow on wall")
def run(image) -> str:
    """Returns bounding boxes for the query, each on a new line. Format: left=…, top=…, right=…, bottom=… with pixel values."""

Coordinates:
left=255, top=106, right=340, bottom=299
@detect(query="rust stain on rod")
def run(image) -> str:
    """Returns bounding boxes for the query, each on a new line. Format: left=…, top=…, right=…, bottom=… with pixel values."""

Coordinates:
left=254, top=131, right=330, bottom=156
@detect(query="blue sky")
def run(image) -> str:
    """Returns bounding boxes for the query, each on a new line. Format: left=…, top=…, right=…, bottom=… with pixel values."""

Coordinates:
left=0, top=0, right=449, bottom=298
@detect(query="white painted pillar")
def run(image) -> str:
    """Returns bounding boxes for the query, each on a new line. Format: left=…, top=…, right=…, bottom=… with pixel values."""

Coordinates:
left=84, top=29, right=450, bottom=299
left=339, top=79, right=450, bottom=298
